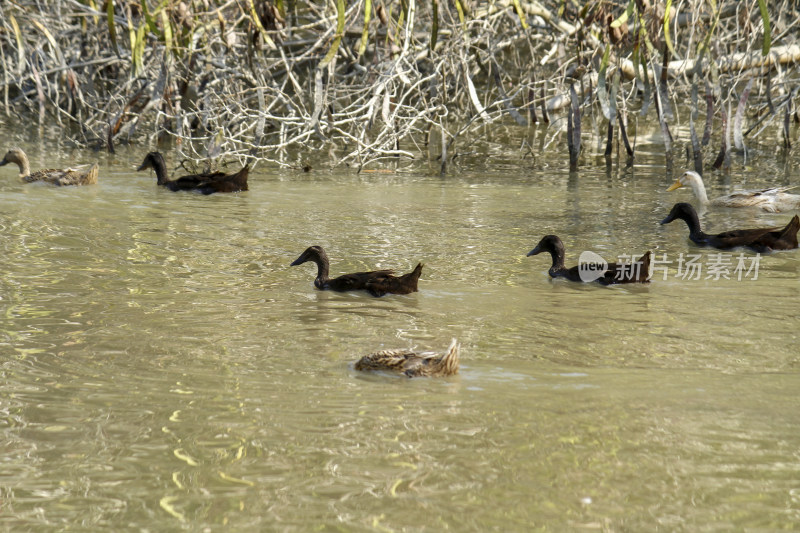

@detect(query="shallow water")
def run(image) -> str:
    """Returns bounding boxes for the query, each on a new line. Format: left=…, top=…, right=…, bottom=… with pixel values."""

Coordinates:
left=2, top=133, right=800, bottom=531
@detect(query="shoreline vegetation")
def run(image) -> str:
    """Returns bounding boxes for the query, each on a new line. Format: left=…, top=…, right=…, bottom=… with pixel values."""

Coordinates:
left=0, top=0, right=798, bottom=172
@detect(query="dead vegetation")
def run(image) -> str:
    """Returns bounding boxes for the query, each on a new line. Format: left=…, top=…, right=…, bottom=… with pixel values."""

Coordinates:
left=0, top=0, right=798, bottom=172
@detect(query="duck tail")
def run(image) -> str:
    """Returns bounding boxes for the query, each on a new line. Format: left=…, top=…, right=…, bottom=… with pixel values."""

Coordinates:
left=402, top=263, right=424, bottom=288
left=784, top=214, right=800, bottom=234
left=778, top=214, right=800, bottom=246
left=233, top=165, right=249, bottom=190
left=434, top=338, right=460, bottom=376
left=85, top=163, right=100, bottom=185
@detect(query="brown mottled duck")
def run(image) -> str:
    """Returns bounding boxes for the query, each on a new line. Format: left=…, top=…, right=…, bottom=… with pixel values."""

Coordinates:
left=355, top=339, right=460, bottom=377
left=1, top=148, right=98, bottom=186
left=667, top=170, right=800, bottom=213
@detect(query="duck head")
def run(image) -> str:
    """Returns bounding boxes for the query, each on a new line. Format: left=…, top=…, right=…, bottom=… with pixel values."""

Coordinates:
left=0, top=148, right=29, bottom=175
left=660, top=202, right=699, bottom=225
left=526, top=235, right=565, bottom=257
left=290, top=246, right=328, bottom=267
left=137, top=152, right=166, bottom=172
left=667, top=170, right=711, bottom=205
left=666, top=171, right=702, bottom=192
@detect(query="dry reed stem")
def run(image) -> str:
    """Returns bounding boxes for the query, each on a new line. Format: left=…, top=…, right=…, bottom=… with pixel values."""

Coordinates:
left=0, top=1, right=797, bottom=170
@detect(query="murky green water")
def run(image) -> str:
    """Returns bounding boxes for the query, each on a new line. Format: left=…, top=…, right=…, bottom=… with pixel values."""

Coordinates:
left=2, top=134, right=800, bottom=531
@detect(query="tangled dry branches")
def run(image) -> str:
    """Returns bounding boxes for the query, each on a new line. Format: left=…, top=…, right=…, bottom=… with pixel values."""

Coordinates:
left=0, top=1, right=798, bottom=171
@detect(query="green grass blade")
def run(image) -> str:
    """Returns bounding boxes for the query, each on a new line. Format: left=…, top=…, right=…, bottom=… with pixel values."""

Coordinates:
left=453, top=0, right=466, bottom=28
left=127, top=8, right=136, bottom=64
left=395, top=2, right=406, bottom=45
left=134, top=23, right=146, bottom=75
left=512, top=0, right=528, bottom=29
left=249, top=0, right=277, bottom=49
left=430, top=0, right=438, bottom=51
left=597, top=44, right=611, bottom=119
left=358, top=0, right=372, bottom=58
left=696, top=1, right=720, bottom=60
left=757, top=0, right=770, bottom=55
left=610, top=0, right=634, bottom=29
left=160, top=10, right=173, bottom=53
left=106, top=0, right=120, bottom=56
left=319, top=0, right=345, bottom=68
left=8, top=15, right=26, bottom=75
left=663, top=0, right=674, bottom=56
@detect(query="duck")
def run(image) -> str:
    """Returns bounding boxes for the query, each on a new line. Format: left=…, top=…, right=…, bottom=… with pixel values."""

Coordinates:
left=0, top=147, right=98, bottom=186
left=137, top=151, right=248, bottom=194
left=526, top=235, right=651, bottom=284
left=660, top=202, right=799, bottom=252
left=355, top=339, right=460, bottom=377
left=667, top=170, right=800, bottom=213
left=290, top=246, right=423, bottom=297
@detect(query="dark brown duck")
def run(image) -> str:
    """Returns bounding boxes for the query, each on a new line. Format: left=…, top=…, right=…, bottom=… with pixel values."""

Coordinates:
left=660, top=202, right=799, bottom=252
left=290, top=246, right=422, bottom=297
left=527, top=235, right=651, bottom=284
left=137, top=151, right=248, bottom=194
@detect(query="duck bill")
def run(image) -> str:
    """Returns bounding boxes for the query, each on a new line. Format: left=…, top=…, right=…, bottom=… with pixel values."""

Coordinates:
left=0, top=159, right=8, bottom=167
left=290, top=256, right=306, bottom=266
left=526, top=245, right=542, bottom=257
left=659, top=214, right=675, bottom=225
left=666, top=180, right=683, bottom=192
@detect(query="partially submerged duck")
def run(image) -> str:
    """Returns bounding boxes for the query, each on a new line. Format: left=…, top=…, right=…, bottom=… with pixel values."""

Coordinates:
left=667, top=170, right=800, bottom=213
left=660, top=202, right=799, bottom=252
left=0, top=147, right=98, bottom=186
left=355, top=339, right=460, bottom=377
left=137, top=151, right=248, bottom=194
left=290, top=246, right=422, bottom=297
left=527, top=235, right=651, bottom=284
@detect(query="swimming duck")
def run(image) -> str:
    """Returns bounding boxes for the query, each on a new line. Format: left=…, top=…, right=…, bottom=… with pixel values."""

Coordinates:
left=355, top=339, right=460, bottom=377
left=660, top=202, right=799, bottom=252
left=290, top=246, right=423, bottom=297
left=667, top=170, right=800, bottom=213
left=527, top=235, right=651, bottom=284
left=0, top=147, right=98, bottom=186
left=137, top=151, right=248, bottom=194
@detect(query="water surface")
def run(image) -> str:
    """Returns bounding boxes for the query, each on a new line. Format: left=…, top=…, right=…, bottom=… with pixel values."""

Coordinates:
left=2, top=135, right=800, bottom=531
